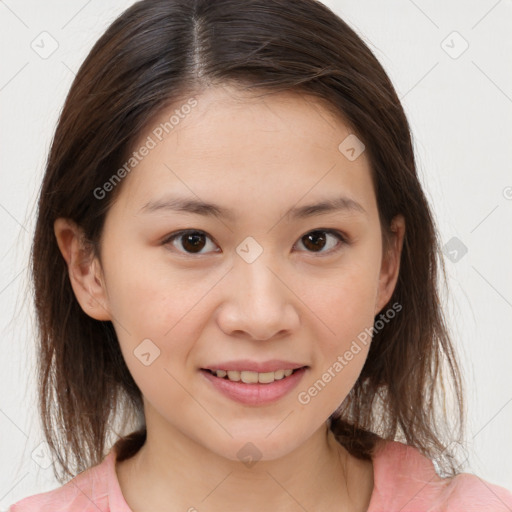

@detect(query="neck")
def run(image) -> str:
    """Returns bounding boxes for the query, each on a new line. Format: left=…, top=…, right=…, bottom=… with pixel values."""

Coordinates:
left=116, top=418, right=374, bottom=512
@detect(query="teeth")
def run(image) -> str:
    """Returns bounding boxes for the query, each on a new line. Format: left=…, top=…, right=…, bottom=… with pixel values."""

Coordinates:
left=212, top=368, right=298, bottom=383
left=274, top=369, right=285, bottom=380
left=227, top=370, right=241, bottom=381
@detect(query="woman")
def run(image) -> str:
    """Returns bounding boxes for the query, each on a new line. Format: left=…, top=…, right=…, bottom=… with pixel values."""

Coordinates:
left=9, top=0, right=512, bottom=510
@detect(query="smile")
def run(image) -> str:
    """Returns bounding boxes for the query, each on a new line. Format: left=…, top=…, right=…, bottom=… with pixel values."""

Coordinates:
left=205, top=368, right=302, bottom=384
left=200, top=367, right=308, bottom=405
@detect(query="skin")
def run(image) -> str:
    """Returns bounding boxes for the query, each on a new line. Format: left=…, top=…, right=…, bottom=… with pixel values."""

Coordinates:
left=54, top=84, right=405, bottom=512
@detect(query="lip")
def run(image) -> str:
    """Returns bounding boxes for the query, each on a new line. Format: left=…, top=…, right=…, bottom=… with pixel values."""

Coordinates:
left=200, top=366, right=308, bottom=406
left=201, top=359, right=308, bottom=373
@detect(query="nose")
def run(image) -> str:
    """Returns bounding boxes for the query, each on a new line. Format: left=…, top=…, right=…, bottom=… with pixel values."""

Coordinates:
left=216, top=254, right=300, bottom=341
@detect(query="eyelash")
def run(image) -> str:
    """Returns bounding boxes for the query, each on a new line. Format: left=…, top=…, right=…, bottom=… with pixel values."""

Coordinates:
left=161, top=228, right=349, bottom=257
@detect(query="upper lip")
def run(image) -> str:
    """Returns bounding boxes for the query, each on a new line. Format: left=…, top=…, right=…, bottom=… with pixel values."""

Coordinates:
left=202, top=360, right=308, bottom=373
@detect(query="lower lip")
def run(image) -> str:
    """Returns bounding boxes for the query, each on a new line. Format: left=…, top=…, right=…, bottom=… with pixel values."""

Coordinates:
left=200, top=367, right=307, bottom=406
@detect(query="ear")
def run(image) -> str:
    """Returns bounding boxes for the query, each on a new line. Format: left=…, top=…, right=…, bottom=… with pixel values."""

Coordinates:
left=54, top=218, right=112, bottom=321
left=375, top=214, right=405, bottom=315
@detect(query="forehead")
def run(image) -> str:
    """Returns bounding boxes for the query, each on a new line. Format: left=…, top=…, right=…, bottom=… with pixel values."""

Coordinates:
left=114, top=85, right=376, bottom=220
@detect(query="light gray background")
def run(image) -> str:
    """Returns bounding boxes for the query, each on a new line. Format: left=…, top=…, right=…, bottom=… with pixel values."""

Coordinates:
left=1, top=0, right=511, bottom=507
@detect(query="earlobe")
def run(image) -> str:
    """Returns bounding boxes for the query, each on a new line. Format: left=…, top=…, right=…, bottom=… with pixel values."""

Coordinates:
left=54, top=218, right=112, bottom=321
left=375, top=214, right=405, bottom=315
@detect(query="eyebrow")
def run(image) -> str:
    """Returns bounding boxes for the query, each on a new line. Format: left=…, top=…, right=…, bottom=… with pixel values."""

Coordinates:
left=138, top=194, right=367, bottom=221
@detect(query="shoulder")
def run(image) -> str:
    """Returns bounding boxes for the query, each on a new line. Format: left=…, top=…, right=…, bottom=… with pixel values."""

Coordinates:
left=7, top=449, right=130, bottom=512
left=369, top=439, right=512, bottom=512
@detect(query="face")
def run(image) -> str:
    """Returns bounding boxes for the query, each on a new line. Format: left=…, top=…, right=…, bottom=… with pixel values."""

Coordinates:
left=57, top=85, right=404, bottom=462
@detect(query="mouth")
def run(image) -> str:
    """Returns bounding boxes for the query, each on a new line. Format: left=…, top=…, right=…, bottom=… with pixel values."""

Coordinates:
left=201, top=366, right=308, bottom=384
left=199, top=366, right=309, bottom=405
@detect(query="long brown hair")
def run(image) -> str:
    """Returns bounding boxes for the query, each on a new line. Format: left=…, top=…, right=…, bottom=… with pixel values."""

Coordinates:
left=30, top=0, right=465, bottom=483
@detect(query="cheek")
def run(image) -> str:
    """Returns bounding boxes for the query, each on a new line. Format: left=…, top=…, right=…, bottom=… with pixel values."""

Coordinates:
left=105, top=254, right=213, bottom=383
left=294, top=252, right=378, bottom=407
left=301, top=258, right=379, bottom=348
left=102, top=238, right=192, bottom=333
left=298, top=278, right=375, bottom=412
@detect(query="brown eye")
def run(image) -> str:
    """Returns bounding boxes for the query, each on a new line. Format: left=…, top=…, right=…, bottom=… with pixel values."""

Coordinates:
left=163, top=230, right=219, bottom=255
left=180, top=232, right=206, bottom=253
left=296, top=230, right=346, bottom=254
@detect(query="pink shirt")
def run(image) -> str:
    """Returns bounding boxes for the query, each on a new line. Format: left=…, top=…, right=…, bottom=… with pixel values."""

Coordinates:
left=8, top=439, right=512, bottom=511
